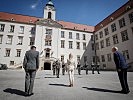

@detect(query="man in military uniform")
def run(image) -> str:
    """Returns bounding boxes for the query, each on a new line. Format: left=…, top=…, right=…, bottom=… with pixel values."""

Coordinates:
left=77, top=61, right=81, bottom=75
left=52, top=61, right=56, bottom=75
left=96, top=62, right=100, bottom=74
left=84, top=61, right=89, bottom=75
left=91, top=62, right=95, bottom=74
left=55, top=59, right=61, bottom=78
left=62, top=60, right=65, bottom=75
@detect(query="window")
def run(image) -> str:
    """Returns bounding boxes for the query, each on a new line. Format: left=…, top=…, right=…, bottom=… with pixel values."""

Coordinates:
left=111, top=23, right=116, bottom=32
left=95, top=34, right=98, bottom=40
left=16, top=49, right=21, bottom=57
left=83, top=34, right=86, bottom=40
left=69, top=32, right=72, bottom=39
left=18, top=36, right=23, bottom=45
left=122, top=50, right=130, bottom=60
left=77, top=55, right=80, bottom=62
left=0, top=35, right=3, bottom=44
left=129, top=12, right=133, bottom=23
left=91, top=35, right=94, bottom=41
left=76, top=33, right=80, bottom=40
left=101, top=55, right=105, bottom=62
left=48, top=12, right=52, bottom=19
left=9, top=25, right=15, bottom=32
left=46, top=29, right=52, bottom=35
left=107, top=53, right=112, bottom=62
left=100, top=40, right=104, bottom=49
left=61, top=55, right=64, bottom=61
left=84, top=56, right=87, bottom=62
left=19, top=26, right=24, bottom=33
left=112, top=34, right=119, bottom=44
left=61, top=31, right=65, bottom=38
left=119, top=18, right=126, bottom=28
left=83, top=42, right=86, bottom=50
left=76, top=42, right=80, bottom=49
left=69, top=41, right=73, bottom=49
left=61, top=40, right=65, bottom=48
left=6, top=35, right=13, bottom=44
left=31, top=27, right=35, bottom=34
left=10, top=61, right=14, bottom=65
left=95, top=42, right=99, bottom=50
left=104, top=27, right=109, bottom=36
left=29, top=37, right=35, bottom=45
left=91, top=43, right=94, bottom=50
left=99, top=31, right=103, bottom=38
left=0, top=24, right=5, bottom=32
left=45, top=40, right=51, bottom=46
left=5, top=49, right=11, bottom=57
left=121, top=30, right=129, bottom=42
left=106, top=37, right=110, bottom=47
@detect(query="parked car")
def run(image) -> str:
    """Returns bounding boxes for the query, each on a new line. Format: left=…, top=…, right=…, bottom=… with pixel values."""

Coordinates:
left=0, top=63, right=8, bottom=70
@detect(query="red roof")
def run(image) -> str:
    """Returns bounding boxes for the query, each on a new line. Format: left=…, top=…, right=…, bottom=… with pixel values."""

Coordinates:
left=0, top=12, right=94, bottom=32
left=58, top=21, right=94, bottom=32
left=0, top=12, right=39, bottom=24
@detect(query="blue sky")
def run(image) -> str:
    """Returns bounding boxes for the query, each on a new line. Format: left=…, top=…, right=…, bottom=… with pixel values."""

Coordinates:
left=0, top=0, right=128, bottom=26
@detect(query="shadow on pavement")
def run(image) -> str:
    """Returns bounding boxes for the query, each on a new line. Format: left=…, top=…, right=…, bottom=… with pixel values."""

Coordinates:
left=82, top=87, right=121, bottom=93
left=3, top=88, right=26, bottom=96
left=49, top=83, right=69, bottom=87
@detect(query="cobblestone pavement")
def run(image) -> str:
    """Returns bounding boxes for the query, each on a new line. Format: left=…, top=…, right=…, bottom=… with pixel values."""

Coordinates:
left=0, top=70, right=133, bottom=100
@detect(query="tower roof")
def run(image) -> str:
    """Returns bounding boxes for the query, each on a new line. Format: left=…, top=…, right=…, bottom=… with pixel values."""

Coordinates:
left=46, top=0, right=54, bottom=7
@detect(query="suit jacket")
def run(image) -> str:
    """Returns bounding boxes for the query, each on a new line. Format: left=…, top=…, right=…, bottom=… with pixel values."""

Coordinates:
left=113, top=51, right=128, bottom=69
left=23, top=50, right=39, bottom=70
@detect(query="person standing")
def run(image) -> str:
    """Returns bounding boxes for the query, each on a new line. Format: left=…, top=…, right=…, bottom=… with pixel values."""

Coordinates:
left=23, top=46, right=39, bottom=96
left=96, top=62, right=100, bottom=74
left=52, top=61, right=56, bottom=75
left=77, top=61, right=81, bottom=75
left=67, top=53, right=75, bottom=87
left=91, top=62, right=95, bottom=74
left=112, top=47, right=130, bottom=94
left=55, top=59, right=61, bottom=78
left=85, top=61, right=89, bottom=75
left=62, top=60, right=66, bottom=75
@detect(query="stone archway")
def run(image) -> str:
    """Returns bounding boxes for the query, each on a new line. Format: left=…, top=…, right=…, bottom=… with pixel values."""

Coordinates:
left=44, top=62, right=51, bottom=70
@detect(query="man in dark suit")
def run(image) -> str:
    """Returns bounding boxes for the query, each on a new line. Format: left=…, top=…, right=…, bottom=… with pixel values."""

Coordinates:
left=55, top=59, right=61, bottom=78
left=112, top=47, right=130, bottom=94
left=23, top=46, right=39, bottom=96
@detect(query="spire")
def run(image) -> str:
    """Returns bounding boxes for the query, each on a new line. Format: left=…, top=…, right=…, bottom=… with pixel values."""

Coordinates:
left=46, top=0, right=54, bottom=7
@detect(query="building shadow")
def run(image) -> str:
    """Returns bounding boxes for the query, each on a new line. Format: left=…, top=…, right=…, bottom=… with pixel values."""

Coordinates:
left=49, top=83, right=69, bottom=87
left=44, top=76, right=57, bottom=78
left=3, top=88, right=26, bottom=96
left=82, top=87, right=121, bottom=93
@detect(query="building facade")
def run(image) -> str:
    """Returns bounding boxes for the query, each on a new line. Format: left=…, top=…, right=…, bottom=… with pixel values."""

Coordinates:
left=94, top=0, right=133, bottom=70
left=0, top=0, right=94, bottom=70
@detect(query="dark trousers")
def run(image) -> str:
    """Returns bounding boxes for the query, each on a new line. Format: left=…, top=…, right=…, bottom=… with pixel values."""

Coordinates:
left=25, top=70, right=36, bottom=94
left=56, top=68, right=60, bottom=78
left=53, top=68, right=56, bottom=75
left=117, top=69, right=129, bottom=92
left=78, top=68, right=81, bottom=75
left=62, top=68, right=65, bottom=75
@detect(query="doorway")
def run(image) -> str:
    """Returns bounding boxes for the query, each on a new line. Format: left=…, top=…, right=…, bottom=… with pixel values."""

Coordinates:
left=44, top=62, right=51, bottom=70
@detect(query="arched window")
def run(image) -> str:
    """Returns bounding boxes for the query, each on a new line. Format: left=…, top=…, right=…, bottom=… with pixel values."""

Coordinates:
left=48, top=12, right=52, bottom=19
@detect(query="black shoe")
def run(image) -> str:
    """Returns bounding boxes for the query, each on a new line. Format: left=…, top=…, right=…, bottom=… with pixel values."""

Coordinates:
left=120, top=90, right=130, bottom=94
left=29, top=93, right=34, bottom=96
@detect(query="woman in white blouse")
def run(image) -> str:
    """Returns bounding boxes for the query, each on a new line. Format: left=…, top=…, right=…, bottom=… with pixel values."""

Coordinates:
left=67, top=53, right=75, bottom=87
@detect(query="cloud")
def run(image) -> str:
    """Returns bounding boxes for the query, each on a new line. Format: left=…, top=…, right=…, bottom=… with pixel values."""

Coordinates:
left=31, top=4, right=37, bottom=9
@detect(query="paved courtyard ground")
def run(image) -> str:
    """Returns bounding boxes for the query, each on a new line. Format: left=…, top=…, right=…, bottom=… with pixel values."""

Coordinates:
left=0, top=70, right=133, bottom=100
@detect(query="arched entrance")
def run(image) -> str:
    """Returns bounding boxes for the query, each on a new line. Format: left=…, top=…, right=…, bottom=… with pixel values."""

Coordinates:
left=44, top=62, right=51, bottom=70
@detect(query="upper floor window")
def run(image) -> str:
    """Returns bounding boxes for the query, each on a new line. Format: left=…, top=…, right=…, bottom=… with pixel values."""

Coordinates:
left=100, top=40, right=104, bottom=49
left=6, top=35, right=13, bottom=44
left=91, top=43, right=94, bottom=51
left=69, top=32, right=72, bottom=39
left=46, top=29, right=52, bottom=35
left=61, top=40, right=65, bottom=48
left=9, top=25, right=15, bottom=33
left=16, top=49, right=21, bottom=57
left=61, top=31, right=65, bottom=38
left=119, top=18, right=126, bottom=28
left=5, top=49, right=11, bottom=57
left=91, top=35, right=94, bottom=41
left=19, top=26, right=24, bottom=33
left=18, top=36, right=23, bottom=45
left=99, top=31, right=103, bottom=38
left=112, top=34, right=119, bottom=44
left=129, top=12, right=133, bottom=23
left=95, top=42, right=99, bottom=50
left=69, top=41, right=73, bottom=49
left=0, top=24, right=5, bottom=32
left=31, top=27, right=36, bottom=35
left=104, top=27, right=109, bottom=36
left=45, top=40, right=51, bottom=46
left=76, top=42, right=80, bottom=49
left=83, top=42, right=86, bottom=50
left=101, top=55, right=105, bottom=62
left=121, top=30, right=129, bottom=42
left=76, top=33, right=80, bottom=40
left=95, top=34, right=98, bottom=40
left=0, top=35, right=3, bottom=44
left=106, top=37, right=110, bottom=47
left=83, top=34, right=86, bottom=40
left=29, top=37, right=35, bottom=45
left=111, top=23, right=116, bottom=32
left=122, top=50, right=130, bottom=60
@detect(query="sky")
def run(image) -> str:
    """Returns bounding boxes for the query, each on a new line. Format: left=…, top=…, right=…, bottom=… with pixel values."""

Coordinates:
left=0, top=0, right=129, bottom=26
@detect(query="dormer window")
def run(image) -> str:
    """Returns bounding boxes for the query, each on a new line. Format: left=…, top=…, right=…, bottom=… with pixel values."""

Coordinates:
left=110, top=17, right=114, bottom=21
left=11, top=18, right=15, bottom=21
left=48, top=12, right=52, bottom=19
left=100, top=24, right=103, bottom=27
left=126, top=5, right=131, bottom=10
